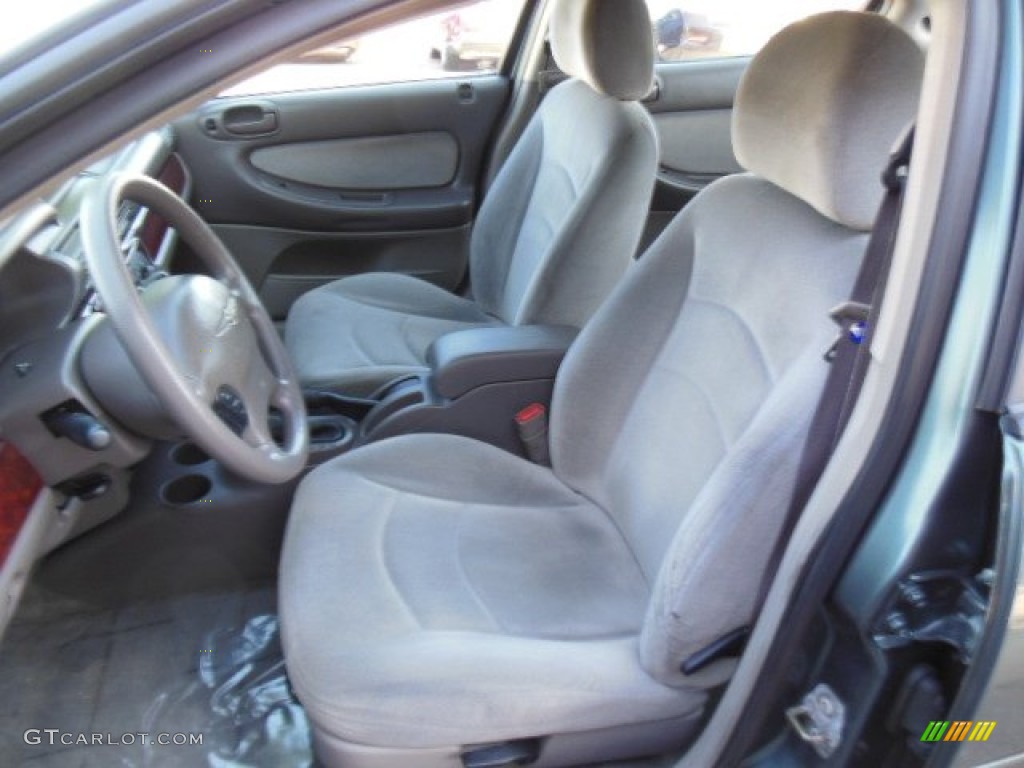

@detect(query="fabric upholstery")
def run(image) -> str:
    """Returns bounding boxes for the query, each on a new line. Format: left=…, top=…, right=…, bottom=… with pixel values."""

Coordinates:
left=280, top=434, right=706, bottom=748
left=732, top=11, right=924, bottom=230
left=550, top=175, right=867, bottom=680
left=280, top=10, right=923, bottom=758
left=285, top=1, right=657, bottom=395
left=285, top=273, right=499, bottom=395
left=549, top=0, right=655, bottom=101
left=470, top=80, right=658, bottom=327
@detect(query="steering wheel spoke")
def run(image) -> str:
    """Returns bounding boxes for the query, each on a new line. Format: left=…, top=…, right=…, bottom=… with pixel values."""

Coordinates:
left=241, top=409, right=276, bottom=451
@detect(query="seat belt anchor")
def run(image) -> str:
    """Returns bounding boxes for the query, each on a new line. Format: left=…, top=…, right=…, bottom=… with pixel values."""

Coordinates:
left=883, top=125, right=915, bottom=191
left=824, top=301, right=871, bottom=361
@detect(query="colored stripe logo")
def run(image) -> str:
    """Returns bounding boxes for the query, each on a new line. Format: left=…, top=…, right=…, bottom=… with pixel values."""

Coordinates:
left=921, top=721, right=997, bottom=742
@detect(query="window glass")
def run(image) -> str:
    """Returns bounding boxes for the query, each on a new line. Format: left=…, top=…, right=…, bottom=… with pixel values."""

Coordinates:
left=0, top=0, right=108, bottom=62
left=223, top=0, right=527, bottom=97
left=646, top=0, right=866, bottom=62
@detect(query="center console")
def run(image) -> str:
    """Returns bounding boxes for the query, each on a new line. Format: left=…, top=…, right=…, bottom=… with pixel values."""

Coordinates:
left=301, top=324, right=578, bottom=462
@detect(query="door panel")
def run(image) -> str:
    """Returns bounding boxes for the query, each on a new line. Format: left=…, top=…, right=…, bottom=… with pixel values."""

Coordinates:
left=654, top=110, right=740, bottom=179
left=213, top=223, right=470, bottom=320
left=173, top=76, right=511, bottom=319
left=639, top=57, right=749, bottom=250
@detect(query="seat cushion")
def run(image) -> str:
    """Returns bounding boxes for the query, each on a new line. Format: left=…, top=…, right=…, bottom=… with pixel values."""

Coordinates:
left=279, top=434, right=705, bottom=749
left=285, top=273, right=500, bottom=396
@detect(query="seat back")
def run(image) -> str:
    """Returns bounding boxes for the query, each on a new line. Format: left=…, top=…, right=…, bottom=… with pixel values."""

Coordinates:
left=548, top=11, right=924, bottom=684
left=468, top=0, right=658, bottom=329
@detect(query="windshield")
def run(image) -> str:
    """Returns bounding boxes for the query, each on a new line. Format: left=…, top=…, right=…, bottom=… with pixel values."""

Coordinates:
left=0, top=0, right=109, bottom=60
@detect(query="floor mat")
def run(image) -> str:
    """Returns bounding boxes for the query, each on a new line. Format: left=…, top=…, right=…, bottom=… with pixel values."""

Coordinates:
left=0, top=584, right=313, bottom=767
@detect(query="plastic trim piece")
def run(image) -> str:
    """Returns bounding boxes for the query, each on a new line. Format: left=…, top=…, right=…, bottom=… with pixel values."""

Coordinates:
left=427, top=325, right=578, bottom=400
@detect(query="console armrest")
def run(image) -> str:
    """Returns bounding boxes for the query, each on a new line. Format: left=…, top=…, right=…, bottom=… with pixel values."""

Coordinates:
left=427, top=325, right=578, bottom=400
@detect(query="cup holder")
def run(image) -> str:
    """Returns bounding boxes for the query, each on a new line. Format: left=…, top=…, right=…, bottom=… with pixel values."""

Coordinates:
left=161, top=474, right=213, bottom=506
left=171, top=442, right=211, bottom=466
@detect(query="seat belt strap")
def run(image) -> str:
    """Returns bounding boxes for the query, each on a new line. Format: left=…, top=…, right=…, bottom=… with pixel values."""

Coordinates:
left=759, top=124, right=916, bottom=606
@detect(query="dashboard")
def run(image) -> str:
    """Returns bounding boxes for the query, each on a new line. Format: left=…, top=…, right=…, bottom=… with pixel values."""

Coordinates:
left=0, top=128, right=198, bottom=626
left=0, top=128, right=194, bottom=494
left=0, top=128, right=191, bottom=365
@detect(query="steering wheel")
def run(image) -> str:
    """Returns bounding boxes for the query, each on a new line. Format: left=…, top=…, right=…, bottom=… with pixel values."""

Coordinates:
left=80, top=172, right=308, bottom=483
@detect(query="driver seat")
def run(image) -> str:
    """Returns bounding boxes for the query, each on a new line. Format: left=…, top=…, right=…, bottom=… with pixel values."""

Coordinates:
left=280, top=12, right=923, bottom=767
left=284, top=0, right=658, bottom=397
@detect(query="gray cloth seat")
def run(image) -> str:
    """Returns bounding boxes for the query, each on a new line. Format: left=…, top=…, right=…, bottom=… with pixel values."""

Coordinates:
left=281, top=434, right=705, bottom=750
left=283, top=273, right=501, bottom=395
left=280, top=11, right=924, bottom=768
left=285, top=0, right=659, bottom=396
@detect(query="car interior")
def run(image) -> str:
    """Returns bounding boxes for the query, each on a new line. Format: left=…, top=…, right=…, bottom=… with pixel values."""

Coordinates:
left=0, top=0, right=1010, bottom=766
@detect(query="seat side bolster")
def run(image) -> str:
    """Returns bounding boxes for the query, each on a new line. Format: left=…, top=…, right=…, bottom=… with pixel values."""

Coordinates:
left=469, top=118, right=546, bottom=323
left=511, top=100, right=659, bottom=329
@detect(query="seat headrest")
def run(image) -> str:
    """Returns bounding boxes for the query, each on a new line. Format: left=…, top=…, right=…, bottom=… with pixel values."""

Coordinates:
left=732, top=12, right=924, bottom=231
left=550, top=0, right=655, bottom=101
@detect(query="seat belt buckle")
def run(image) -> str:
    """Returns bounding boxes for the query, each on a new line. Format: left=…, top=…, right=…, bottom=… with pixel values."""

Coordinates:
left=824, top=301, right=871, bottom=362
left=515, top=403, right=551, bottom=466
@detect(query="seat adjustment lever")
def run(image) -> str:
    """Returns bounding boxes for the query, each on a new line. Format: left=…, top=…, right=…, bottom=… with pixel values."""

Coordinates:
left=462, top=739, right=541, bottom=768
left=681, top=626, right=750, bottom=675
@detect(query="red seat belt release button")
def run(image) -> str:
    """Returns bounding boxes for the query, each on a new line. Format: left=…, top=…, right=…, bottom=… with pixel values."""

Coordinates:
left=515, top=403, right=551, bottom=466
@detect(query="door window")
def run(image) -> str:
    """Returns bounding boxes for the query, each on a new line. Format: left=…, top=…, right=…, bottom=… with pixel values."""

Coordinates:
left=224, top=0, right=527, bottom=97
left=646, top=0, right=866, bottom=62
